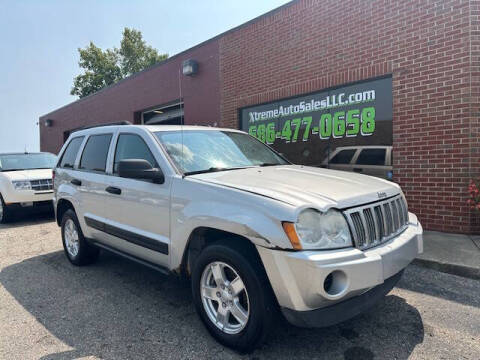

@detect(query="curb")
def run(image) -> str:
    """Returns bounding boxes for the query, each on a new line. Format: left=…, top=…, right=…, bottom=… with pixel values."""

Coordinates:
left=412, top=258, right=480, bottom=281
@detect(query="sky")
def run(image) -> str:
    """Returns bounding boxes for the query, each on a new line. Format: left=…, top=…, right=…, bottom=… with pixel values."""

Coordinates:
left=0, top=0, right=290, bottom=153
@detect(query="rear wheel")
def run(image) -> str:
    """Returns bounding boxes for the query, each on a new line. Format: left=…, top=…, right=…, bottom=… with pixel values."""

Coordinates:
left=192, top=242, right=276, bottom=353
left=61, top=209, right=99, bottom=265
left=0, top=195, right=11, bottom=224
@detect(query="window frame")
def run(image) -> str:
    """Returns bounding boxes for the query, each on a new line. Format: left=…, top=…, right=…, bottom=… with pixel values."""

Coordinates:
left=112, top=132, right=159, bottom=176
left=57, top=136, right=85, bottom=169
left=78, top=133, right=114, bottom=174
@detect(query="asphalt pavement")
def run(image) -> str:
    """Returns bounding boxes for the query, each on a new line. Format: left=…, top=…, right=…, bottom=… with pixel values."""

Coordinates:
left=0, top=213, right=479, bottom=360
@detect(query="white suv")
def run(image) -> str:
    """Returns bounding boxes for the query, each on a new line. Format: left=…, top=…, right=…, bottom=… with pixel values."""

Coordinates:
left=0, top=152, right=56, bottom=223
left=54, top=124, right=423, bottom=352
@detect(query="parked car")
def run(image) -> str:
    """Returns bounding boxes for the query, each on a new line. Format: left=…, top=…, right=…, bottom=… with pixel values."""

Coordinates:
left=0, top=152, right=57, bottom=223
left=321, top=145, right=393, bottom=179
left=53, top=124, right=423, bottom=352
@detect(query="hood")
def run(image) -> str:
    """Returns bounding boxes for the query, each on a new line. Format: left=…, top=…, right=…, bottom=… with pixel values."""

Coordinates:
left=191, top=165, right=401, bottom=209
left=1, top=169, right=53, bottom=181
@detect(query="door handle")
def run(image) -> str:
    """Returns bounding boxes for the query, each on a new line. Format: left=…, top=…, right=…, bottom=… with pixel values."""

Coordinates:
left=353, top=168, right=363, bottom=173
left=106, top=186, right=122, bottom=195
left=71, top=179, right=82, bottom=186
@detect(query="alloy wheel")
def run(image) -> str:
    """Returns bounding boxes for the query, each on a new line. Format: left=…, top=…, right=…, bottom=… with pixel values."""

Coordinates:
left=64, top=219, right=80, bottom=257
left=200, top=261, right=250, bottom=335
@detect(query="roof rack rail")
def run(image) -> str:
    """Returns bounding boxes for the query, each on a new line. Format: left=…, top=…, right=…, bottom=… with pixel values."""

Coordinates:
left=71, top=121, right=132, bottom=133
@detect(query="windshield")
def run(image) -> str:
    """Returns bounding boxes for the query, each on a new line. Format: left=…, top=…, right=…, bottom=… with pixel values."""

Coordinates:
left=154, top=130, right=288, bottom=175
left=0, top=153, right=57, bottom=172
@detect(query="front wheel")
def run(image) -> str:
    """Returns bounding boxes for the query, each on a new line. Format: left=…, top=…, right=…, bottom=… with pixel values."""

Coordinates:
left=0, top=195, right=11, bottom=224
left=192, top=243, right=276, bottom=353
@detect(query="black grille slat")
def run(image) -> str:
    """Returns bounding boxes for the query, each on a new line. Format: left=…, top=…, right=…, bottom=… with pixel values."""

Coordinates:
left=391, top=201, right=399, bottom=231
left=351, top=212, right=365, bottom=247
left=374, top=206, right=385, bottom=240
left=346, top=195, right=408, bottom=250
left=396, top=199, right=405, bottom=225
left=383, top=203, right=393, bottom=234
left=363, top=208, right=376, bottom=243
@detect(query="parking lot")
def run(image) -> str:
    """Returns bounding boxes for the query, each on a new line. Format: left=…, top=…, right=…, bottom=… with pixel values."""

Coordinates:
left=0, top=213, right=479, bottom=360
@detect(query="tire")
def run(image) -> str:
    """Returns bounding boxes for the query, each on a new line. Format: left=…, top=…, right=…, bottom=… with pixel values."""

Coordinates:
left=61, top=209, right=99, bottom=266
left=191, top=241, right=276, bottom=353
left=0, top=194, right=11, bottom=224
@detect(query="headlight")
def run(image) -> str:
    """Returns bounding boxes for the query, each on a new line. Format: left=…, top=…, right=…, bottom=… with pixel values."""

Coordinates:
left=283, top=208, right=352, bottom=250
left=12, top=180, right=32, bottom=190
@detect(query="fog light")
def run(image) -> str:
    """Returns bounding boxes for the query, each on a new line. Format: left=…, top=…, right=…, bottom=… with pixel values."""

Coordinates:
left=323, top=270, right=348, bottom=297
left=323, top=273, right=333, bottom=293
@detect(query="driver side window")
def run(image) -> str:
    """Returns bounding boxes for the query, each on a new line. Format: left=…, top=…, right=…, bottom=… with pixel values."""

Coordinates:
left=113, top=134, right=158, bottom=174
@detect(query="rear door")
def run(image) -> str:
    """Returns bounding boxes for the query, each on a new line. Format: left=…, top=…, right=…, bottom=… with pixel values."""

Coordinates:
left=101, top=128, right=171, bottom=268
left=74, top=132, right=114, bottom=241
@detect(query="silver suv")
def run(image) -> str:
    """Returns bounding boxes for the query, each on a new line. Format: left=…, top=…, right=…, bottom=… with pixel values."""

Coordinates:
left=54, top=124, right=423, bottom=352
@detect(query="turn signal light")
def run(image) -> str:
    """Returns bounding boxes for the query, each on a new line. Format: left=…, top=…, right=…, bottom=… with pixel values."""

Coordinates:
left=282, top=222, right=302, bottom=250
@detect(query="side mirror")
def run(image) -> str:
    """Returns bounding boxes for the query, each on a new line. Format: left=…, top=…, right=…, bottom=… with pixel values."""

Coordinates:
left=118, top=159, right=164, bottom=184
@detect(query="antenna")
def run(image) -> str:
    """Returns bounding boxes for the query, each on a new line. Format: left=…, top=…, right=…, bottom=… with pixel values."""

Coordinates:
left=178, top=68, right=185, bottom=177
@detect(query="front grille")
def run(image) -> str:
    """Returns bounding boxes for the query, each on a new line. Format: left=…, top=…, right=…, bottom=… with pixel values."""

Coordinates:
left=30, top=179, right=53, bottom=191
left=343, top=195, right=409, bottom=250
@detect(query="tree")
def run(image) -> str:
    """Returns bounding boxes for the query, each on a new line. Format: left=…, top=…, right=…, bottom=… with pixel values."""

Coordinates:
left=71, top=28, right=168, bottom=98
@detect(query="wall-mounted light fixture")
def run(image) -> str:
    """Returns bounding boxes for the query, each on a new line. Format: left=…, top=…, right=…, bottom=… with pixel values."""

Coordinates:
left=182, top=59, right=198, bottom=76
left=44, top=119, right=53, bottom=127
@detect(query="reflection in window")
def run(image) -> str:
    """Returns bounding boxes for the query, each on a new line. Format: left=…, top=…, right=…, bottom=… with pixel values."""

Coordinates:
left=155, top=130, right=287, bottom=174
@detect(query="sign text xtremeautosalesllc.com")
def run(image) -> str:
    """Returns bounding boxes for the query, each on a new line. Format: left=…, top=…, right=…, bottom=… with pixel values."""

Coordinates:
left=240, top=76, right=393, bottom=145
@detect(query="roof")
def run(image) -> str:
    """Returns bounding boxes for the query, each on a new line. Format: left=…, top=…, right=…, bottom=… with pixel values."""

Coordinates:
left=70, top=124, right=246, bottom=136
left=144, top=125, right=244, bottom=133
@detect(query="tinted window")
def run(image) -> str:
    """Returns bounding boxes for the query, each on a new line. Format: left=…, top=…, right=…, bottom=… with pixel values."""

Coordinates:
left=59, top=137, right=84, bottom=168
left=79, top=134, right=112, bottom=172
left=113, top=134, right=157, bottom=174
left=356, top=149, right=386, bottom=165
left=330, top=149, right=356, bottom=164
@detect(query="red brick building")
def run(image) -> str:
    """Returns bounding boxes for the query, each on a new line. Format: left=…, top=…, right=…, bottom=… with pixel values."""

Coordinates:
left=40, top=0, right=480, bottom=234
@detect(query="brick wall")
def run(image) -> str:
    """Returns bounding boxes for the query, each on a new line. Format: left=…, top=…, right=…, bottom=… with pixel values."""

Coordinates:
left=471, top=0, right=480, bottom=233
left=40, top=39, right=220, bottom=154
left=219, top=0, right=478, bottom=233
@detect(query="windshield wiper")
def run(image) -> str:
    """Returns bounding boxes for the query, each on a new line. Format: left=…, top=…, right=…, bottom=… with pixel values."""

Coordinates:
left=184, top=166, right=251, bottom=176
left=258, top=162, right=281, bottom=167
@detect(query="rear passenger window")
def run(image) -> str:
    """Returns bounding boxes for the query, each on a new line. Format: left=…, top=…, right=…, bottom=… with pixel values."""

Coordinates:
left=113, top=134, right=157, bottom=174
left=79, top=134, right=112, bottom=172
left=59, top=137, right=84, bottom=168
left=356, top=149, right=386, bottom=165
left=330, top=149, right=356, bottom=164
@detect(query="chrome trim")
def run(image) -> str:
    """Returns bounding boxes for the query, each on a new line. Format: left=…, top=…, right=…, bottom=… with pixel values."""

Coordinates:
left=30, top=179, right=53, bottom=191
left=344, top=195, right=409, bottom=250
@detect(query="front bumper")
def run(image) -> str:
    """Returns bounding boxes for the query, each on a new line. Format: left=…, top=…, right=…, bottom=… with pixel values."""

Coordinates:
left=282, top=269, right=404, bottom=327
left=257, top=213, right=422, bottom=324
left=3, top=189, right=54, bottom=204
